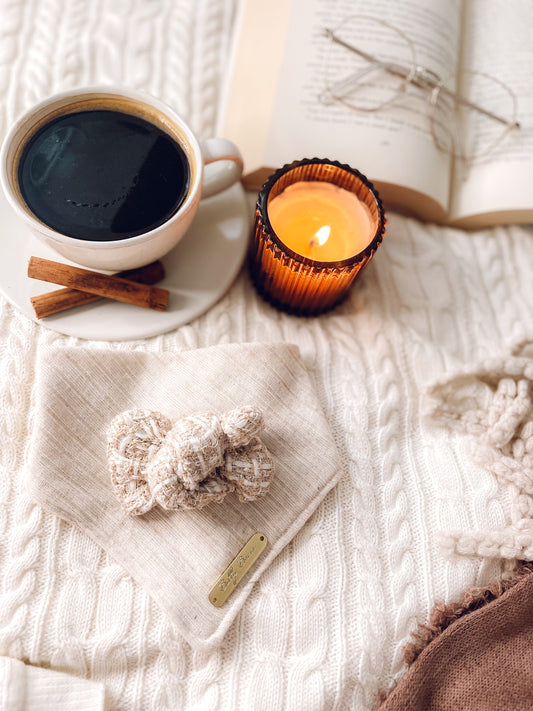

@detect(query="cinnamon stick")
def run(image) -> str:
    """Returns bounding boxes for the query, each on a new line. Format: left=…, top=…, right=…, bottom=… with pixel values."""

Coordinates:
left=28, top=257, right=169, bottom=312
left=30, top=260, right=166, bottom=318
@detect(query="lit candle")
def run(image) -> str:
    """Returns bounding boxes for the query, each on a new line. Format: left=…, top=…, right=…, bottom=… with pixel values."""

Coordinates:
left=249, top=159, right=385, bottom=316
left=267, top=181, right=373, bottom=261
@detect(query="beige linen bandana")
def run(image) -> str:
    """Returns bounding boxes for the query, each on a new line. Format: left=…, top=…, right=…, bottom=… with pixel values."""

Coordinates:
left=26, top=342, right=341, bottom=650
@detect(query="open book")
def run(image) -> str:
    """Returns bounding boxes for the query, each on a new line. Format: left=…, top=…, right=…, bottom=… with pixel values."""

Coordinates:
left=217, top=0, right=533, bottom=228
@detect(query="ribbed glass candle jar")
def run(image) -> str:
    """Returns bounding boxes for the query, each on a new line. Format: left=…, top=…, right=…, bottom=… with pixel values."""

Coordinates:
left=248, top=159, right=385, bottom=316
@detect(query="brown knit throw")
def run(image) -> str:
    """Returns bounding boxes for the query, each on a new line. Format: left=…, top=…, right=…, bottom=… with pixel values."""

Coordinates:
left=376, top=566, right=533, bottom=710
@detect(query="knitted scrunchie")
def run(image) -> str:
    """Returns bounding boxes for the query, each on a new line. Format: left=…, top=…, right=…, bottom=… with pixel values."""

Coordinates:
left=107, top=405, right=274, bottom=515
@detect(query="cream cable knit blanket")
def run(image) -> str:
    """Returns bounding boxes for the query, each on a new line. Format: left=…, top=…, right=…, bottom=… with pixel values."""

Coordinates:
left=0, top=1, right=532, bottom=710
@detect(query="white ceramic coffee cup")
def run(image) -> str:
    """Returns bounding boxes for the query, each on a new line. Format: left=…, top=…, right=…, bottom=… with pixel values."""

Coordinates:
left=0, top=86, right=243, bottom=271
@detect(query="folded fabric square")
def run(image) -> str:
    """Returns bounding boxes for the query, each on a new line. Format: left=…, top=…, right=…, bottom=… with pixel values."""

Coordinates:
left=0, top=657, right=105, bottom=710
left=26, top=342, right=342, bottom=650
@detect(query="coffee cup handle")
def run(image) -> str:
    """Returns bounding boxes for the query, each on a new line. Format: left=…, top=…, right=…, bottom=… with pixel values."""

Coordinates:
left=200, top=138, right=244, bottom=199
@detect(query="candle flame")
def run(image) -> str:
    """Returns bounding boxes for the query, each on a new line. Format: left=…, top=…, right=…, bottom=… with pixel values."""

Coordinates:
left=310, top=225, right=331, bottom=248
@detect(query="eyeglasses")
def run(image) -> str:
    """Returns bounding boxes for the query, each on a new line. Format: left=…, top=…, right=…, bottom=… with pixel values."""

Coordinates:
left=319, top=16, right=520, bottom=164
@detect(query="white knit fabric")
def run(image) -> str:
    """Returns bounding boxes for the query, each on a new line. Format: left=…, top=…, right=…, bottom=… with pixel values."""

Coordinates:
left=0, top=1, right=532, bottom=709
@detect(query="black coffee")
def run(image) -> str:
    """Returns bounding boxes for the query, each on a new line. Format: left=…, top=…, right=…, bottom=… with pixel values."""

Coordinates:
left=18, top=108, right=190, bottom=241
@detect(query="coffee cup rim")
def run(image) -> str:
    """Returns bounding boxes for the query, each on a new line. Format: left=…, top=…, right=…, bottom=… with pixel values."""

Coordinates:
left=0, top=85, right=203, bottom=251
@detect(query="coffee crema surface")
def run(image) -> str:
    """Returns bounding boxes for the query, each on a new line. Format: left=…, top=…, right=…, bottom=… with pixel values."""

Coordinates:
left=17, top=109, right=191, bottom=241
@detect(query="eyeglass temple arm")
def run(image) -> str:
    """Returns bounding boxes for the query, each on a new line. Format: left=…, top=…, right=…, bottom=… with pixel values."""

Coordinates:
left=324, top=28, right=520, bottom=129
left=323, top=28, right=408, bottom=79
left=429, top=81, right=520, bottom=128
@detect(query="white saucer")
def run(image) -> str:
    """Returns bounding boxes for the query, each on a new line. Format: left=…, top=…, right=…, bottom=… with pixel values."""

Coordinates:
left=0, top=182, right=250, bottom=341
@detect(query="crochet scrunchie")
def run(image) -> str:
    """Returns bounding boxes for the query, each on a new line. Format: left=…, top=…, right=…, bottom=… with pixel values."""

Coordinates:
left=107, top=405, right=274, bottom=515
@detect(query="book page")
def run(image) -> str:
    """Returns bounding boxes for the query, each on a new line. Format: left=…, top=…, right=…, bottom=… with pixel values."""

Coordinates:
left=264, top=0, right=461, bottom=213
left=217, top=0, right=293, bottom=184
left=220, top=0, right=463, bottom=218
left=449, top=0, right=533, bottom=224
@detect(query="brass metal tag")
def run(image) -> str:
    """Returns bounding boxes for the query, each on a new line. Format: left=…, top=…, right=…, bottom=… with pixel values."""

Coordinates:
left=209, top=532, right=268, bottom=607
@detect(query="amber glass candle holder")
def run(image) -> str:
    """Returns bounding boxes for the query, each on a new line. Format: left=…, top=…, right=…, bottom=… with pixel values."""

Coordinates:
left=248, top=158, right=386, bottom=316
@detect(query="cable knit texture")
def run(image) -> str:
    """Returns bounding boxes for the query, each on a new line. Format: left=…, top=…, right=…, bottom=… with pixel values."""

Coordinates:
left=0, top=0, right=532, bottom=708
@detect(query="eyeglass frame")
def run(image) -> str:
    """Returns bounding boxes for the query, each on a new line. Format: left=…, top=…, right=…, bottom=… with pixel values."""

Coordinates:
left=320, top=18, right=520, bottom=161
